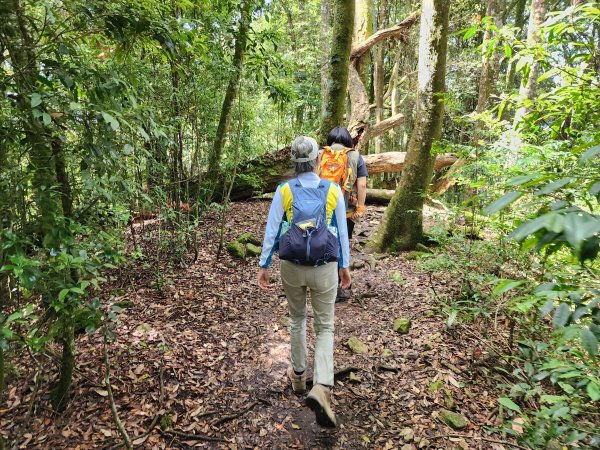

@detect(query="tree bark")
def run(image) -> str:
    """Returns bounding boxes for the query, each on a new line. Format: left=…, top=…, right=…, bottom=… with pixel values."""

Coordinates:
left=225, top=149, right=457, bottom=200
left=347, top=11, right=420, bottom=150
left=353, top=0, right=373, bottom=90
left=2, top=0, right=62, bottom=237
left=320, top=0, right=331, bottom=119
left=320, top=0, right=355, bottom=144
left=373, top=0, right=450, bottom=251
left=373, top=0, right=389, bottom=153
left=475, top=0, right=501, bottom=116
left=505, top=0, right=528, bottom=87
left=513, top=0, right=546, bottom=126
left=206, top=0, right=252, bottom=184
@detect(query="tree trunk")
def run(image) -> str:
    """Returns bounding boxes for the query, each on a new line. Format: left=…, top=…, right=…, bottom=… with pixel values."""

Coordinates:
left=353, top=0, right=373, bottom=89
left=475, top=0, right=500, bottom=116
left=50, top=321, right=75, bottom=412
left=2, top=0, right=62, bottom=237
left=320, top=0, right=355, bottom=144
left=206, top=0, right=252, bottom=184
left=373, top=0, right=389, bottom=153
left=373, top=0, right=450, bottom=251
left=513, top=0, right=546, bottom=126
left=505, top=0, right=528, bottom=88
left=320, top=0, right=332, bottom=119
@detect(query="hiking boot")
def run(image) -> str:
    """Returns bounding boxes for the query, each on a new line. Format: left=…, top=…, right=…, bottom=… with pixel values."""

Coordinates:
left=306, top=384, right=336, bottom=428
left=287, top=366, right=306, bottom=394
left=335, top=287, right=352, bottom=303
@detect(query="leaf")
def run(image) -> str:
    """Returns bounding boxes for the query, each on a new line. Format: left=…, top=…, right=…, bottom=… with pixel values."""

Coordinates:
left=587, top=381, right=600, bottom=401
left=539, top=299, right=555, bottom=317
left=510, top=215, right=548, bottom=241
left=42, top=112, right=52, bottom=126
left=483, top=191, right=522, bottom=216
left=498, top=397, right=521, bottom=412
left=493, top=279, right=526, bottom=296
left=93, top=388, right=109, bottom=397
left=533, top=177, right=574, bottom=196
left=579, top=144, right=600, bottom=164
left=447, top=310, right=458, bottom=327
left=553, top=302, right=571, bottom=327
left=101, top=111, right=120, bottom=131
left=507, top=174, right=539, bottom=186
left=58, top=288, right=70, bottom=302
left=581, top=328, right=598, bottom=357
left=30, top=93, right=42, bottom=108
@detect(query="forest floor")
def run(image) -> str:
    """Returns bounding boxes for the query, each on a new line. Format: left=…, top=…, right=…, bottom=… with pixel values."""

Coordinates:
left=2, top=202, right=524, bottom=450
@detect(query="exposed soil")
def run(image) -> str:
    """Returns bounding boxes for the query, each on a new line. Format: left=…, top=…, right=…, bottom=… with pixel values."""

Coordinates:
left=1, top=202, right=519, bottom=450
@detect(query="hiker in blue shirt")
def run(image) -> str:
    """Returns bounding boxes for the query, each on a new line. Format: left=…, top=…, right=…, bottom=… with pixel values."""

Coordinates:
left=257, top=136, right=351, bottom=428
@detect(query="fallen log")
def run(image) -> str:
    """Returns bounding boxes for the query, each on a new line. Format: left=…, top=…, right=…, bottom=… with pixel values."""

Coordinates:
left=363, top=152, right=458, bottom=175
left=366, top=189, right=448, bottom=211
left=229, top=148, right=458, bottom=200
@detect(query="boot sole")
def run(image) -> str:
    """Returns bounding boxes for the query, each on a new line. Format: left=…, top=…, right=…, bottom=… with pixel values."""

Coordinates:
left=305, top=396, right=336, bottom=428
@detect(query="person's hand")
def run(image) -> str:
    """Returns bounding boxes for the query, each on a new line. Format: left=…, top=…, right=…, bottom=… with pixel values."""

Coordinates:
left=339, top=267, right=351, bottom=289
left=352, top=205, right=365, bottom=221
left=258, top=268, right=271, bottom=290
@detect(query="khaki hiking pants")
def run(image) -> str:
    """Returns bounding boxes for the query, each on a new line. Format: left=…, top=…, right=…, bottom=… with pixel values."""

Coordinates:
left=280, top=260, right=337, bottom=387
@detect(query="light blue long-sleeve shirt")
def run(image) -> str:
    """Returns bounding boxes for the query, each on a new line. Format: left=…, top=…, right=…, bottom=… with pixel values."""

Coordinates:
left=259, top=172, right=350, bottom=269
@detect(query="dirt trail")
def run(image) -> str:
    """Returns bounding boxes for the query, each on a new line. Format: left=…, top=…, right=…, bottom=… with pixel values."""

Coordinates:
left=2, top=202, right=514, bottom=449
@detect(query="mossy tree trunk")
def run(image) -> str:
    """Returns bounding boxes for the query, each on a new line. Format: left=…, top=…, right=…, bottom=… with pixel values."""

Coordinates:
left=319, top=0, right=355, bottom=144
left=320, top=0, right=332, bottom=119
left=2, top=0, right=62, bottom=237
left=373, top=0, right=450, bottom=252
left=205, top=0, right=252, bottom=189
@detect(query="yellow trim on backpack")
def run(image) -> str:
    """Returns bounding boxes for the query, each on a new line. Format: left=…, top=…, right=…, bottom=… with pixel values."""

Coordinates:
left=280, top=182, right=293, bottom=222
left=326, top=183, right=338, bottom=224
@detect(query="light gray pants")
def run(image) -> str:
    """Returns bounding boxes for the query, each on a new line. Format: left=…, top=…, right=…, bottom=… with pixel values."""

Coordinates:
left=280, top=260, right=337, bottom=387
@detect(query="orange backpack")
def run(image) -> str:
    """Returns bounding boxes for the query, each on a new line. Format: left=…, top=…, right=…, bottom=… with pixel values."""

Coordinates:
left=319, top=146, right=359, bottom=208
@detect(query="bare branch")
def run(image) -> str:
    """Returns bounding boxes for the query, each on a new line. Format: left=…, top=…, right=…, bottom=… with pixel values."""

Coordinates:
left=350, top=11, right=419, bottom=62
left=360, top=113, right=405, bottom=146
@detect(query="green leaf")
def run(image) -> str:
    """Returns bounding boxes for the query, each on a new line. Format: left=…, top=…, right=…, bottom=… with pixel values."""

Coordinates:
left=498, top=397, right=521, bottom=412
left=507, top=174, right=539, bottom=186
left=42, top=113, right=51, bottom=126
left=30, top=93, right=42, bottom=108
left=581, top=328, right=598, bottom=357
left=510, top=215, right=548, bottom=241
left=540, top=299, right=555, bottom=317
left=483, top=191, right=522, bottom=216
left=5, top=310, right=23, bottom=324
left=493, top=279, right=526, bottom=296
left=58, top=288, right=70, bottom=302
left=553, top=302, right=570, bottom=327
left=534, top=177, right=574, bottom=196
left=101, top=112, right=120, bottom=131
left=579, top=144, right=600, bottom=164
left=70, top=287, right=85, bottom=295
left=587, top=381, right=600, bottom=401
left=540, top=395, right=568, bottom=404
left=590, top=182, right=600, bottom=196
left=447, top=310, right=458, bottom=327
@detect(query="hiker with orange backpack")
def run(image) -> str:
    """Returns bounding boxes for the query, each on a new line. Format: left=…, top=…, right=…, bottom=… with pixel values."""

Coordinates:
left=319, top=126, right=368, bottom=302
left=257, top=136, right=351, bottom=428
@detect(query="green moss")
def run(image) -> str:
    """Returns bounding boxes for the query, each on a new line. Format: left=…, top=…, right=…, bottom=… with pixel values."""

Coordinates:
left=238, top=232, right=261, bottom=245
left=347, top=336, right=368, bottom=354
left=245, top=243, right=261, bottom=256
left=393, top=318, right=411, bottom=334
left=439, top=409, right=467, bottom=430
left=227, top=241, right=246, bottom=259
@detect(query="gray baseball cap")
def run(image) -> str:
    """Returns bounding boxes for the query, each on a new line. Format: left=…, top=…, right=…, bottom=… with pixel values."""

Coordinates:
left=290, top=136, right=319, bottom=163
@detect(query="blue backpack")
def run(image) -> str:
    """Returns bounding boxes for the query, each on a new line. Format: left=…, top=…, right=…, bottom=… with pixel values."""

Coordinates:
left=278, top=178, right=339, bottom=266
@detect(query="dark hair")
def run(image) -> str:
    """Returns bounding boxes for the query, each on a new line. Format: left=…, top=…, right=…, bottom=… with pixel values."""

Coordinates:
left=326, top=126, right=353, bottom=148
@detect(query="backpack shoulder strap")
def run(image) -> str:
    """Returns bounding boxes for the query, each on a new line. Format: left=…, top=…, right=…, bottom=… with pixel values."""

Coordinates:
left=322, top=179, right=339, bottom=225
left=344, top=149, right=360, bottom=191
left=280, top=180, right=295, bottom=223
